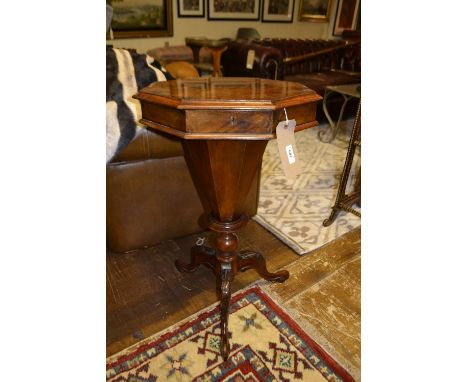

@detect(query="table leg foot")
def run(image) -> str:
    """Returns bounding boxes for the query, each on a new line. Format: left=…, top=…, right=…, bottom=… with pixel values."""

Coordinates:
left=238, top=251, right=289, bottom=283
left=323, top=208, right=340, bottom=227
left=175, top=245, right=216, bottom=273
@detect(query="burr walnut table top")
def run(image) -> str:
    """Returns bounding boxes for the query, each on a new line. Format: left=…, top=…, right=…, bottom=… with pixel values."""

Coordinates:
left=134, top=77, right=322, bottom=140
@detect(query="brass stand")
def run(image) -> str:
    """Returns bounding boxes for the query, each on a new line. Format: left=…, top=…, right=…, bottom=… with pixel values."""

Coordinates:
left=323, top=101, right=361, bottom=226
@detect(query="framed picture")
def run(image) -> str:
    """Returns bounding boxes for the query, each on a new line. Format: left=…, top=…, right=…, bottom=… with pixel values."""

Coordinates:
left=262, top=0, right=295, bottom=22
left=108, top=0, right=173, bottom=39
left=298, top=0, right=332, bottom=22
left=177, top=0, right=205, bottom=17
left=208, top=0, right=261, bottom=21
left=333, top=0, right=360, bottom=36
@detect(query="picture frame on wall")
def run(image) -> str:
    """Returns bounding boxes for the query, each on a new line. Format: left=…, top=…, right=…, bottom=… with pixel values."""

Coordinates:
left=298, top=0, right=332, bottom=22
left=177, top=0, right=205, bottom=18
left=208, top=0, right=261, bottom=21
left=262, top=0, right=295, bottom=23
left=108, top=0, right=173, bottom=38
left=333, top=0, right=360, bottom=36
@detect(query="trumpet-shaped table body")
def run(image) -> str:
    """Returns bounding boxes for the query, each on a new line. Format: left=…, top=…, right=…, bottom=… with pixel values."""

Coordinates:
left=134, top=77, right=321, bottom=359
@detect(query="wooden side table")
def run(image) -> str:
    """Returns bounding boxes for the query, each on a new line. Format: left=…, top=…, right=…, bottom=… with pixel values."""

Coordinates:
left=185, top=37, right=229, bottom=77
left=134, top=78, right=321, bottom=360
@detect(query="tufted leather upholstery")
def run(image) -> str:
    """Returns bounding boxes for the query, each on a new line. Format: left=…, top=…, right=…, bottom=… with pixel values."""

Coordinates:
left=222, top=38, right=360, bottom=121
left=222, top=38, right=360, bottom=82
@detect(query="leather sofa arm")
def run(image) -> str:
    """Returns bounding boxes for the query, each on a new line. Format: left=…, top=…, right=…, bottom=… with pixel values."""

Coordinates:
left=221, top=40, right=284, bottom=79
left=110, top=129, right=184, bottom=164
left=222, top=38, right=360, bottom=80
left=282, top=40, right=361, bottom=76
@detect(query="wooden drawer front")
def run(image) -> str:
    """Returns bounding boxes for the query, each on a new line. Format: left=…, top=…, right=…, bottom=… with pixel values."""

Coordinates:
left=186, top=110, right=273, bottom=134
left=141, top=102, right=186, bottom=132
left=273, top=102, right=317, bottom=127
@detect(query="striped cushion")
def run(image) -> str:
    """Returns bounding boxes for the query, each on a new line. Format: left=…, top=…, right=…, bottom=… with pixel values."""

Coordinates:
left=106, top=47, right=173, bottom=162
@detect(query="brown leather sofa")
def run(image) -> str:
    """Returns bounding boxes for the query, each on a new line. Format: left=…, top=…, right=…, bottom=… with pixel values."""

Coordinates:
left=221, top=38, right=360, bottom=120
left=107, top=129, right=260, bottom=253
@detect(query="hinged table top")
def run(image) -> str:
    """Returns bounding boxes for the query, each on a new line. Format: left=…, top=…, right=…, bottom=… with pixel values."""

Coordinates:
left=134, top=77, right=321, bottom=110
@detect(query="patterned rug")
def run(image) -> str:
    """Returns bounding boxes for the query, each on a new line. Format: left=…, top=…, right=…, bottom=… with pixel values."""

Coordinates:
left=106, top=286, right=355, bottom=382
left=253, top=121, right=361, bottom=255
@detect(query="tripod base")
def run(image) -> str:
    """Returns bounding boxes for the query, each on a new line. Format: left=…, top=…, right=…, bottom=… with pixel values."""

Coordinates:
left=175, top=231, right=288, bottom=360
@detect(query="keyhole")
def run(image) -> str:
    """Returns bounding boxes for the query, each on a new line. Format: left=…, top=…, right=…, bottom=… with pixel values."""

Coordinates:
left=230, top=116, right=236, bottom=125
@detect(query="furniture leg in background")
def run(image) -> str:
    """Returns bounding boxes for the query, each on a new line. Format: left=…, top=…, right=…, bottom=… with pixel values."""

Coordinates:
left=323, top=101, right=361, bottom=226
left=135, top=77, right=321, bottom=360
left=319, top=83, right=361, bottom=143
left=186, top=37, right=229, bottom=77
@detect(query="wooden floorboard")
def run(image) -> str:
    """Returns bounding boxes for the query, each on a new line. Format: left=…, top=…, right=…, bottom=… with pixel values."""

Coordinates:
left=263, top=226, right=361, bottom=301
left=285, top=258, right=361, bottom=377
left=262, top=226, right=361, bottom=380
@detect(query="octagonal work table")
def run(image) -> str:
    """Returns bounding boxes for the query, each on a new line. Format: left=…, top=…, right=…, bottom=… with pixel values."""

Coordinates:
left=134, top=77, right=322, bottom=360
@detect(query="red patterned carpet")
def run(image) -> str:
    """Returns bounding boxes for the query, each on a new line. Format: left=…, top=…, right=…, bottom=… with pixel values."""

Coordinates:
left=106, top=286, right=355, bottom=382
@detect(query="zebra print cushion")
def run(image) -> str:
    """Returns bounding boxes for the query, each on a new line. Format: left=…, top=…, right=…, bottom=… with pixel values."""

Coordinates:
left=106, top=47, right=173, bottom=162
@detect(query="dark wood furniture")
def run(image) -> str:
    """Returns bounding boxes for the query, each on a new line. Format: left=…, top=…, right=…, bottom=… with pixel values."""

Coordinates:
left=134, top=77, right=321, bottom=359
left=323, top=101, right=361, bottom=226
left=221, top=38, right=360, bottom=86
left=221, top=38, right=360, bottom=122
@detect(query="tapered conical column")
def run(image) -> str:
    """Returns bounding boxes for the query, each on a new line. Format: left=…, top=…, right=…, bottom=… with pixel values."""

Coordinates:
left=182, top=139, right=268, bottom=222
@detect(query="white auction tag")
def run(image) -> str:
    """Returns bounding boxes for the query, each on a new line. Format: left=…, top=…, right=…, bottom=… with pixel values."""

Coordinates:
left=285, top=144, right=296, bottom=164
left=246, top=50, right=255, bottom=69
left=276, top=119, right=301, bottom=179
